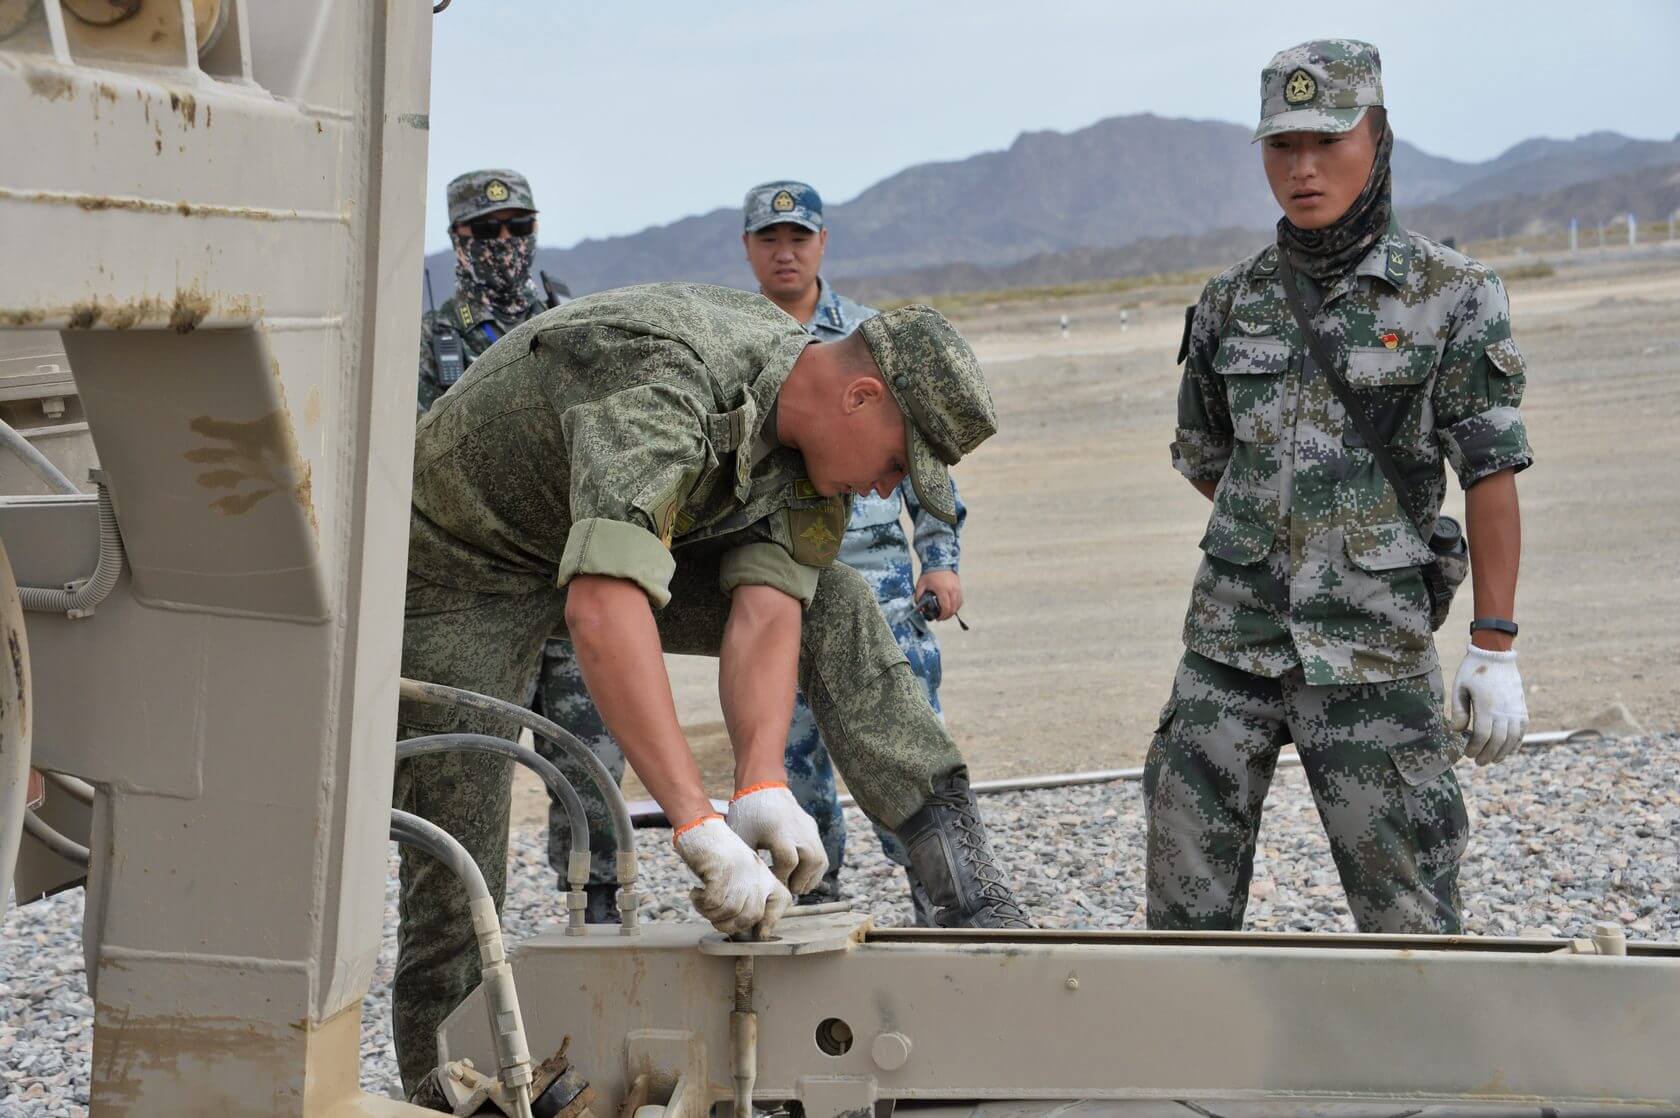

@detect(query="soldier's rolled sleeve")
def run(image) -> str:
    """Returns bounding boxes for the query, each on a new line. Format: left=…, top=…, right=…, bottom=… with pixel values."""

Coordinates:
left=1433, top=271, right=1533, bottom=488
left=1170, top=293, right=1235, bottom=481
left=558, top=378, right=710, bottom=607
left=719, top=541, right=820, bottom=607
left=557, top=518, right=678, bottom=607
left=904, top=476, right=964, bottom=572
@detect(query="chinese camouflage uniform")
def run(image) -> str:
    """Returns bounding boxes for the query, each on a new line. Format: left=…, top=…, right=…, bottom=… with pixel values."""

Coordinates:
left=418, top=173, right=610, bottom=901
left=393, top=283, right=988, bottom=1092
left=783, top=278, right=966, bottom=899
left=1148, top=221, right=1533, bottom=934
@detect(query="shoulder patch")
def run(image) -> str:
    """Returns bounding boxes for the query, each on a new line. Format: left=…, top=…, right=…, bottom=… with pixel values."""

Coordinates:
left=1177, top=303, right=1197, bottom=366
left=788, top=500, right=844, bottom=566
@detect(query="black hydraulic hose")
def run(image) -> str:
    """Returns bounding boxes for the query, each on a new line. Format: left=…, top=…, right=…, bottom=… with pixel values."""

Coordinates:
left=23, top=809, right=90, bottom=868
left=398, top=678, right=634, bottom=870
left=397, top=732, right=589, bottom=884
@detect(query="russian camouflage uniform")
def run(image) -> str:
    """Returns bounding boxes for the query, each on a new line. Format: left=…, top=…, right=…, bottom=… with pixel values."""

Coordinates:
left=783, top=276, right=966, bottom=900
left=392, top=283, right=992, bottom=1092
left=1145, top=40, right=1533, bottom=936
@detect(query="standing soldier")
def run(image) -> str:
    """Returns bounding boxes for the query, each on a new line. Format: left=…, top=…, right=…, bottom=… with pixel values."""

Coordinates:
left=1148, top=40, right=1533, bottom=934
left=418, top=170, right=619, bottom=921
left=741, top=180, right=966, bottom=917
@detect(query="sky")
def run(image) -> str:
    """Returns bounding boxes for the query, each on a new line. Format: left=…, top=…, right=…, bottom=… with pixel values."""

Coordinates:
left=424, top=0, right=1680, bottom=253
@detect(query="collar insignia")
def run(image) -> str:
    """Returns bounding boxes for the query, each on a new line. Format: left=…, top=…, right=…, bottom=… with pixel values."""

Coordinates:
left=1284, top=69, right=1316, bottom=105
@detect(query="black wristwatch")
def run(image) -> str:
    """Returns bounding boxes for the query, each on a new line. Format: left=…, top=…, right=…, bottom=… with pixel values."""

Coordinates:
left=1469, top=617, right=1519, bottom=637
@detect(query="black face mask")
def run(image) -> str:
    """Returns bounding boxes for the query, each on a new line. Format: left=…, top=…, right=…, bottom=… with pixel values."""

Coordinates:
left=451, top=229, right=536, bottom=321
left=1277, top=118, right=1394, bottom=281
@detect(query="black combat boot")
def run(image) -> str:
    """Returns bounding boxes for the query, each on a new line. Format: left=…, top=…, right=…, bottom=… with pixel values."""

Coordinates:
left=892, top=770, right=1031, bottom=928
left=904, top=868, right=938, bottom=928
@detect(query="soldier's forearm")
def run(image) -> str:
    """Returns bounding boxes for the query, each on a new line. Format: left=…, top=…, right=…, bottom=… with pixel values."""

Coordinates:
left=1464, top=469, right=1521, bottom=651
left=719, top=584, right=801, bottom=790
left=565, top=574, right=712, bottom=826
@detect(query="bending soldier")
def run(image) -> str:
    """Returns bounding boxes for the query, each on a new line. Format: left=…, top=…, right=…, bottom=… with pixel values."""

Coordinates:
left=1148, top=40, right=1533, bottom=935
left=393, top=283, right=1030, bottom=1095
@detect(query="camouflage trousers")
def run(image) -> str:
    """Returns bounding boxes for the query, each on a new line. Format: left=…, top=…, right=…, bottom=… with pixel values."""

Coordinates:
left=1144, top=650, right=1468, bottom=935
left=786, top=612, right=935, bottom=897
left=522, top=638, right=626, bottom=888
left=391, top=546, right=964, bottom=1094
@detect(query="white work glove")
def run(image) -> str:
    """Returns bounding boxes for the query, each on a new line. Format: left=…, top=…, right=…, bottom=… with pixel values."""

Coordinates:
left=1451, top=644, right=1529, bottom=766
left=673, top=816, right=791, bottom=937
left=726, top=781, right=829, bottom=896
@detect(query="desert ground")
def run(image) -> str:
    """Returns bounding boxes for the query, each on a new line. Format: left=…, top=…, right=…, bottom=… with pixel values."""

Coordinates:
left=519, top=240, right=1680, bottom=819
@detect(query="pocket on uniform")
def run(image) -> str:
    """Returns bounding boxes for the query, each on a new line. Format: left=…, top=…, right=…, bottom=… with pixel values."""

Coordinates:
left=1388, top=717, right=1470, bottom=880
left=1214, top=337, right=1290, bottom=445
left=1341, top=344, right=1434, bottom=448
left=1197, top=484, right=1280, bottom=567
left=1344, top=523, right=1435, bottom=573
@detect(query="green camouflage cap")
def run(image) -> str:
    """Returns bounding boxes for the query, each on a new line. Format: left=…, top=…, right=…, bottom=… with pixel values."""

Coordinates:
left=446, top=169, right=537, bottom=226
left=857, top=306, right=997, bottom=525
left=1253, top=39, right=1383, bottom=142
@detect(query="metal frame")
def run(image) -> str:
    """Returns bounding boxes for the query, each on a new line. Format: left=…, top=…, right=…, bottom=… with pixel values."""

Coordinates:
left=439, top=913, right=1680, bottom=1115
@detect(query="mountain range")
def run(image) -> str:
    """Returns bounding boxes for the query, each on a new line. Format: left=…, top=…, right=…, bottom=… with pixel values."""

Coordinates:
left=424, top=116, right=1680, bottom=302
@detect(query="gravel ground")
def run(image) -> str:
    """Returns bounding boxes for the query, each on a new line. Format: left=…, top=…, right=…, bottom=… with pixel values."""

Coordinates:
left=4, top=733, right=1677, bottom=1110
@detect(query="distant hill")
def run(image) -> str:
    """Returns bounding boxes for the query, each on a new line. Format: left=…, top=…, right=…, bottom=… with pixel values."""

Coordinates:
left=422, top=118, right=1679, bottom=302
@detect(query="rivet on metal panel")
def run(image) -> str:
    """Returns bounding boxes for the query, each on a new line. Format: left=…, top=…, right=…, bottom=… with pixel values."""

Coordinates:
left=868, top=1032, right=910, bottom=1072
left=1064, top=972, right=1079, bottom=991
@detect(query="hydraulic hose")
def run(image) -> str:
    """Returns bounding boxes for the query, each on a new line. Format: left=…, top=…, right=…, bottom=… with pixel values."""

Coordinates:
left=18, top=480, right=125, bottom=618
left=396, top=732, right=591, bottom=890
left=391, top=810, right=536, bottom=1118
left=0, top=417, right=77, bottom=495
left=23, top=809, right=90, bottom=869
left=398, top=678, right=635, bottom=877
left=43, top=769, right=95, bottom=807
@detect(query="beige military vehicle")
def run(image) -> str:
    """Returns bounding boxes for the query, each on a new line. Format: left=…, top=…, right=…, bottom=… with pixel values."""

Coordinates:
left=2, top=3, right=1677, bottom=1116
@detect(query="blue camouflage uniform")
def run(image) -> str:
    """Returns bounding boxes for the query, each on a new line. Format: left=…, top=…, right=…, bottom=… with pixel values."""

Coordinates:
left=785, top=278, right=966, bottom=901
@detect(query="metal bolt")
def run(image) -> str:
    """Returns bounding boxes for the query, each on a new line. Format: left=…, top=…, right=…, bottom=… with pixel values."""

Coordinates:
left=871, top=1031, right=911, bottom=1071
left=1064, top=974, right=1079, bottom=991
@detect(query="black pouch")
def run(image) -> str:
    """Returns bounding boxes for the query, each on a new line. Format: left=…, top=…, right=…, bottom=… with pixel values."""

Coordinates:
left=1422, top=515, right=1469, bottom=631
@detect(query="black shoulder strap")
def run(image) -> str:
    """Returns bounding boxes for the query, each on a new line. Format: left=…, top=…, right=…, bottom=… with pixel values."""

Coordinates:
left=1276, top=250, right=1426, bottom=541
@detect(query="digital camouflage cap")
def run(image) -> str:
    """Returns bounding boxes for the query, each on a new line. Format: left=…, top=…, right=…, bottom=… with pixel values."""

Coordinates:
left=743, top=180, right=824, bottom=234
left=447, top=169, right=537, bottom=225
left=1253, top=39, right=1383, bottom=142
left=857, top=306, right=997, bottom=525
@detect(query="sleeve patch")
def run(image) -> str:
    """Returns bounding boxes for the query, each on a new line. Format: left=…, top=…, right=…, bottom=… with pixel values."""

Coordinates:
left=788, top=499, right=845, bottom=566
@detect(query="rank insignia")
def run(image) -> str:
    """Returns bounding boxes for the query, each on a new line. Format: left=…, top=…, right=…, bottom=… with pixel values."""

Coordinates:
left=484, top=179, right=510, bottom=203
left=457, top=302, right=475, bottom=329
left=1380, top=332, right=1400, bottom=349
left=771, top=189, right=796, bottom=213
left=1284, top=69, right=1316, bottom=105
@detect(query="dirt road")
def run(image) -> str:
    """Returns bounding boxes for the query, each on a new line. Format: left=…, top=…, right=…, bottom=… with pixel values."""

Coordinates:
left=545, top=243, right=1680, bottom=814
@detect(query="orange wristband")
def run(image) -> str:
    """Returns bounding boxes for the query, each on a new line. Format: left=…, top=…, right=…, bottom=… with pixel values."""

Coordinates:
left=671, top=812, right=723, bottom=844
left=730, top=780, right=787, bottom=802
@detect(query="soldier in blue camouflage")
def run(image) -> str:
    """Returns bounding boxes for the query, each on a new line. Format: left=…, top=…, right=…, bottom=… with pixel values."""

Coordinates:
left=1148, top=40, right=1534, bottom=935
left=416, top=170, right=619, bottom=920
left=742, top=181, right=966, bottom=917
